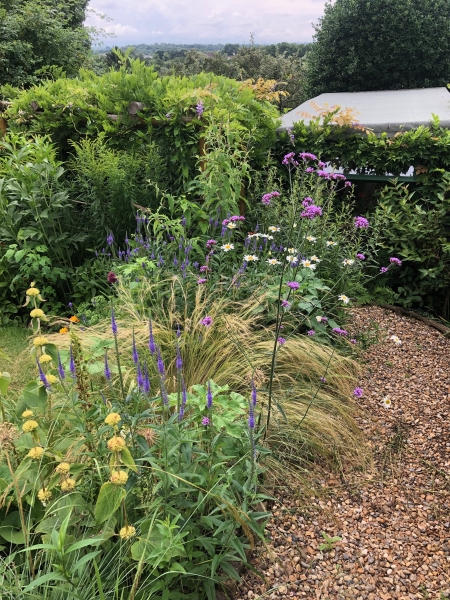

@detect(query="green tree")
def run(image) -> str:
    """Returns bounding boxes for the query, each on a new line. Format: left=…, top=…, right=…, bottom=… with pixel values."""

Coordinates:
left=0, top=0, right=90, bottom=87
left=306, top=0, right=450, bottom=97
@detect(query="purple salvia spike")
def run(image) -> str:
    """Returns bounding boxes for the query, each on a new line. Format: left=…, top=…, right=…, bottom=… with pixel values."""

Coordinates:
left=136, top=361, right=144, bottom=390
left=132, top=329, right=138, bottom=364
left=148, top=319, right=156, bottom=355
left=252, top=379, right=257, bottom=407
left=111, top=307, right=118, bottom=335
left=57, top=351, right=65, bottom=380
left=207, top=380, right=213, bottom=409
left=104, top=351, right=111, bottom=381
left=69, top=344, right=76, bottom=379
left=176, top=345, right=182, bottom=371
left=179, top=377, right=187, bottom=420
left=156, top=346, right=165, bottom=377
left=143, top=359, right=150, bottom=394
left=37, top=360, right=51, bottom=389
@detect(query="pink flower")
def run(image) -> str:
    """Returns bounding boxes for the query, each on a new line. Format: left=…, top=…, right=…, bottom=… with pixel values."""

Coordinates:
left=200, top=316, right=213, bottom=327
left=198, top=278, right=207, bottom=285
left=202, top=416, right=210, bottom=426
left=278, top=337, right=286, bottom=345
left=286, top=281, right=300, bottom=290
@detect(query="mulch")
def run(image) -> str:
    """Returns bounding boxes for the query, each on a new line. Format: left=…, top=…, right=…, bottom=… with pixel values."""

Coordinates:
left=239, top=305, right=450, bottom=600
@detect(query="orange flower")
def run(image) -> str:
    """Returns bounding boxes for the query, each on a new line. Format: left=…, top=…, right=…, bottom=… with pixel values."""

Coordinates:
left=69, top=316, right=79, bottom=323
left=59, top=327, right=69, bottom=334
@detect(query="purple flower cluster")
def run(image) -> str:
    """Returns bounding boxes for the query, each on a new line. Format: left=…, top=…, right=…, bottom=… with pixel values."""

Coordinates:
left=299, top=152, right=318, bottom=161
left=282, top=152, right=298, bottom=166
left=353, top=387, right=363, bottom=398
left=356, top=253, right=365, bottom=260
left=201, top=316, right=213, bottom=327
left=281, top=300, right=291, bottom=309
left=196, top=101, right=204, bottom=118
left=206, top=239, right=217, bottom=249
left=390, top=257, right=402, bottom=266
left=300, top=205, right=323, bottom=219
left=198, top=278, right=207, bottom=285
left=307, top=330, right=315, bottom=336
left=261, top=191, right=280, bottom=206
left=302, top=196, right=314, bottom=206
left=286, top=281, right=300, bottom=290
left=278, top=337, right=286, bottom=345
left=354, top=216, right=369, bottom=229
left=332, top=327, right=348, bottom=336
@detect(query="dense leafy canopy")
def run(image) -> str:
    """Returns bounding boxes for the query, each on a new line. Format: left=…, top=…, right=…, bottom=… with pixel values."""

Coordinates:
left=0, top=0, right=90, bottom=87
left=306, top=0, right=450, bottom=96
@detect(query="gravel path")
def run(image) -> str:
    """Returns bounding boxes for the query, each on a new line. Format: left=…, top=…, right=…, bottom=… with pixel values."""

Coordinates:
left=240, top=306, right=450, bottom=600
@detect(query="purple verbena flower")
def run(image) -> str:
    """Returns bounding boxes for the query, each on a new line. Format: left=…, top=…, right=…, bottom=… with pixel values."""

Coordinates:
left=380, top=266, right=389, bottom=274
left=350, top=339, right=358, bottom=344
left=281, top=300, right=291, bottom=309
left=306, top=167, right=315, bottom=173
left=302, top=196, right=314, bottom=206
left=261, top=191, right=280, bottom=205
left=354, top=216, right=369, bottom=229
left=299, top=152, right=317, bottom=161
left=307, top=330, right=315, bottom=336
left=198, top=278, right=207, bottom=284
left=332, top=327, right=348, bottom=336
left=286, top=281, right=300, bottom=290
left=320, top=376, right=327, bottom=383
left=390, top=257, right=402, bottom=266
left=278, top=337, right=286, bottom=345
left=300, top=205, right=322, bottom=219
left=201, top=316, right=213, bottom=327
left=356, top=253, right=365, bottom=260
left=353, top=387, right=363, bottom=398
left=202, top=416, right=210, bottom=426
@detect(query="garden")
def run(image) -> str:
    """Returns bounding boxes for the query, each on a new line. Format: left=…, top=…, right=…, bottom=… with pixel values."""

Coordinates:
left=0, top=57, right=449, bottom=599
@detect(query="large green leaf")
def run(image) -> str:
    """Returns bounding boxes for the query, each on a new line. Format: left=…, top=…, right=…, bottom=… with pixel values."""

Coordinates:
left=121, top=446, right=137, bottom=472
left=0, top=372, right=10, bottom=395
left=94, top=482, right=126, bottom=525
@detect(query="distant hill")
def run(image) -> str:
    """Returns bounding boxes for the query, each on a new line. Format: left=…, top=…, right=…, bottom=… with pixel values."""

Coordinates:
left=93, top=43, right=226, bottom=55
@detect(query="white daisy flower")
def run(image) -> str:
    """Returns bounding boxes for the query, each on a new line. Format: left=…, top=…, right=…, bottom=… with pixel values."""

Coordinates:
left=301, top=260, right=316, bottom=270
left=243, top=254, right=258, bottom=262
left=390, top=335, right=402, bottom=345
left=248, top=232, right=260, bottom=238
left=287, top=248, right=298, bottom=254
left=343, top=259, right=355, bottom=266
left=305, top=236, right=317, bottom=242
left=382, top=396, right=392, bottom=409
left=227, top=222, right=237, bottom=229
left=267, top=258, right=281, bottom=265
left=316, top=315, right=324, bottom=322
left=310, top=255, right=321, bottom=262
left=286, top=255, right=297, bottom=263
left=326, top=241, right=337, bottom=247
left=338, top=294, right=350, bottom=304
left=221, top=243, right=234, bottom=252
left=268, top=226, right=280, bottom=233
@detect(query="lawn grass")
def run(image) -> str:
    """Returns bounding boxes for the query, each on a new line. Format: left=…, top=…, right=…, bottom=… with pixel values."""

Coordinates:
left=0, top=326, right=34, bottom=393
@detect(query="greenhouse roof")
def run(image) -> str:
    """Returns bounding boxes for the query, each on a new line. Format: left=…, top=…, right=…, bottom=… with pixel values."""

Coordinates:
left=278, top=87, right=450, bottom=134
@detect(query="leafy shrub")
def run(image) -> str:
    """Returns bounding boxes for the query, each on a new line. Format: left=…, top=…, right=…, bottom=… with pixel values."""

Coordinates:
left=0, top=289, right=268, bottom=599
left=375, top=172, right=450, bottom=316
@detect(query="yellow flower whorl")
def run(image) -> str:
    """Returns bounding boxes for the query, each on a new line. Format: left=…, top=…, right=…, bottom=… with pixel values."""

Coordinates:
left=27, top=447, right=44, bottom=459
left=37, top=488, right=52, bottom=504
left=26, top=287, right=40, bottom=296
left=30, top=308, right=44, bottom=319
left=107, top=436, right=126, bottom=452
left=33, top=336, right=49, bottom=346
left=110, top=470, right=128, bottom=485
left=105, top=412, right=121, bottom=426
left=22, top=420, right=38, bottom=433
left=61, top=478, right=76, bottom=492
left=22, top=409, right=34, bottom=419
left=119, top=525, right=136, bottom=540
left=39, top=354, right=52, bottom=364
left=55, top=462, right=71, bottom=475
left=47, top=374, right=58, bottom=384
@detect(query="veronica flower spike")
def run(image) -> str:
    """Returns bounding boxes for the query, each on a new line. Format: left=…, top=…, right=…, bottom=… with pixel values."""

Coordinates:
left=148, top=318, right=156, bottom=355
left=132, top=329, right=138, bottom=364
left=207, top=380, right=213, bottom=409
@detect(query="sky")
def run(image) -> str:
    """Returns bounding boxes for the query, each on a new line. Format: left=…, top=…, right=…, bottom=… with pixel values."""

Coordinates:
left=86, top=0, right=329, bottom=47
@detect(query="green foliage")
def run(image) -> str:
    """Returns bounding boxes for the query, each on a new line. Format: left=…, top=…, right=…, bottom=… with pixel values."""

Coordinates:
left=306, top=0, right=450, bottom=97
left=278, top=114, right=450, bottom=177
left=318, top=532, right=342, bottom=552
left=375, top=172, right=450, bottom=315
left=0, top=135, right=86, bottom=315
left=0, top=0, right=91, bottom=87
left=68, top=138, right=170, bottom=244
left=5, top=60, right=279, bottom=190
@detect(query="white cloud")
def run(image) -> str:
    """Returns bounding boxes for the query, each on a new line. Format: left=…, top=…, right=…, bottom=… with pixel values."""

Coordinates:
left=86, top=0, right=327, bottom=45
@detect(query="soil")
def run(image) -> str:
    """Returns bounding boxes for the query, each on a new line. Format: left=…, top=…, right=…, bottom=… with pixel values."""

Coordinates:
left=239, top=306, right=450, bottom=600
